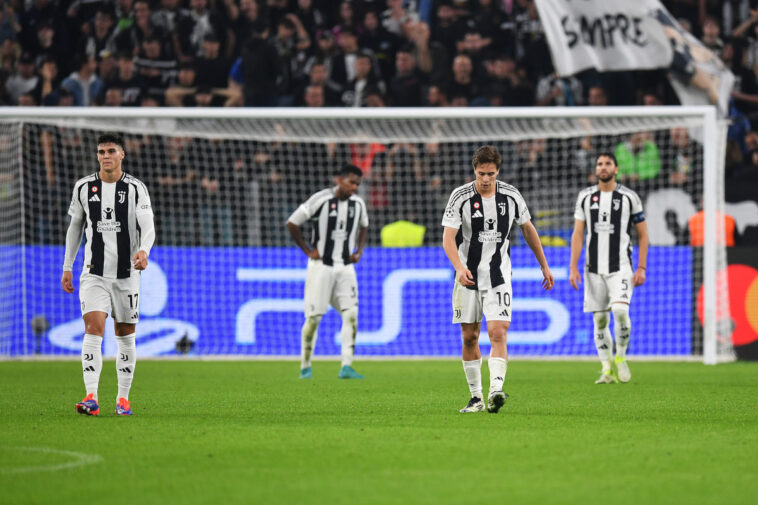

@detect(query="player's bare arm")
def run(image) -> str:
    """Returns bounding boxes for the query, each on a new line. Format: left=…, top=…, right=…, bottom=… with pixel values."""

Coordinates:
left=569, top=219, right=585, bottom=290
left=633, top=220, right=649, bottom=287
left=349, top=226, right=369, bottom=264
left=520, top=221, right=554, bottom=290
left=443, top=226, right=474, bottom=286
left=286, top=221, right=320, bottom=259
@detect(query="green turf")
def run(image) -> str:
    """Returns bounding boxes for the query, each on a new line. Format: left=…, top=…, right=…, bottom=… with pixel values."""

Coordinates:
left=1, top=360, right=756, bottom=505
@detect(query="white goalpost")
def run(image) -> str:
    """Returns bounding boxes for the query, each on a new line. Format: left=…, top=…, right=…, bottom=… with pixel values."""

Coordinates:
left=0, top=106, right=731, bottom=363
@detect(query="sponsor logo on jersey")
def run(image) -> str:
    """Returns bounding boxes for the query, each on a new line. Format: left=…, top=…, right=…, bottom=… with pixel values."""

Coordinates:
left=590, top=202, right=599, bottom=209
left=485, top=218, right=496, bottom=230
left=89, top=194, right=100, bottom=202
left=593, top=211, right=614, bottom=233
left=329, top=210, right=337, bottom=216
left=330, top=230, right=348, bottom=240
left=472, top=210, right=483, bottom=218
left=478, top=230, right=502, bottom=243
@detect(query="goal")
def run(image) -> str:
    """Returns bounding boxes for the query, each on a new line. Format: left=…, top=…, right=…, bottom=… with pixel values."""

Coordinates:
left=0, top=106, right=731, bottom=363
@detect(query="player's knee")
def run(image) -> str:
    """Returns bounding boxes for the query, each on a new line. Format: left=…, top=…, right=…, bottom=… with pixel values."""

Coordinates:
left=84, top=321, right=105, bottom=336
left=593, top=311, right=610, bottom=330
left=115, top=323, right=136, bottom=336
left=304, top=315, right=322, bottom=333
left=612, top=303, right=631, bottom=327
left=461, top=332, right=479, bottom=347
left=341, top=307, right=357, bottom=324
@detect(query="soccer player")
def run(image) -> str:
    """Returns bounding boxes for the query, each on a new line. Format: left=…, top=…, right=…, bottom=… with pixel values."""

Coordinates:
left=442, top=145, right=554, bottom=414
left=61, top=133, right=155, bottom=416
left=569, top=152, right=648, bottom=384
left=287, top=164, right=369, bottom=379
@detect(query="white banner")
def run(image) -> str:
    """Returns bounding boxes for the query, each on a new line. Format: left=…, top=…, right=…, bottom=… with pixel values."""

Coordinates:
left=535, top=0, right=673, bottom=75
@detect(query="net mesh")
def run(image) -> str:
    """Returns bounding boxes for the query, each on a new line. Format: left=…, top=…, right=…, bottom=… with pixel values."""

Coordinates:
left=0, top=109, right=731, bottom=360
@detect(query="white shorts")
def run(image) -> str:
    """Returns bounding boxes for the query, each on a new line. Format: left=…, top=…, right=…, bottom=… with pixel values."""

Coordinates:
left=584, top=269, right=633, bottom=313
left=452, top=279, right=512, bottom=324
left=79, top=273, right=141, bottom=323
left=304, top=259, right=358, bottom=317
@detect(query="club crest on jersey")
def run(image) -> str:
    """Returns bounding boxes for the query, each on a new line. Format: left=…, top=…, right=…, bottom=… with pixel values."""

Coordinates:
left=118, top=190, right=126, bottom=204
left=498, top=203, right=507, bottom=216
left=348, top=207, right=355, bottom=218
left=613, top=198, right=620, bottom=211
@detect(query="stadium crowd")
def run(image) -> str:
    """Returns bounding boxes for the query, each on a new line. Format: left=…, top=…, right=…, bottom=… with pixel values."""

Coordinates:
left=2, top=0, right=758, bottom=246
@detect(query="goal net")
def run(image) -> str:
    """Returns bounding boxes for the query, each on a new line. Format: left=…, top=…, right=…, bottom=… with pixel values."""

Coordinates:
left=0, top=107, right=732, bottom=363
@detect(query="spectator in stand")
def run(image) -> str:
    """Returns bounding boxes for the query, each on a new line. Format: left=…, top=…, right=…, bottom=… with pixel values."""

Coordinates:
left=402, top=20, right=448, bottom=84
left=303, top=83, right=325, bottom=107
left=430, top=1, right=464, bottom=61
left=34, top=57, right=59, bottom=104
left=294, top=0, right=327, bottom=40
left=105, top=51, right=145, bottom=106
left=448, top=53, right=480, bottom=104
left=294, top=59, right=342, bottom=106
left=30, top=18, right=68, bottom=74
left=662, top=127, right=702, bottom=192
left=359, top=9, right=399, bottom=83
left=614, top=131, right=662, bottom=188
left=103, top=86, right=123, bottom=106
left=237, top=20, right=280, bottom=106
left=113, top=0, right=171, bottom=58
left=61, top=56, right=105, bottom=106
left=330, top=27, right=366, bottom=90
left=175, top=0, right=226, bottom=61
left=0, top=3, right=22, bottom=45
left=233, top=0, right=263, bottom=54
left=342, top=50, right=386, bottom=107
left=151, top=0, right=186, bottom=35
left=535, top=71, right=584, bottom=106
left=456, top=29, right=490, bottom=79
left=134, top=34, right=177, bottom=96
left=426, top=83, right=449, bottom=106
left=17, top=91, right=36, bottom=105
left=389, top=44, right=424, bottom=106
left=80, top=9, right=116, bottom=64
left=382, top=0, right=419, bottom=37
left=701, top=15, right=725, bottom=57
left=113, top=0, right=135, bottom=33
left=332, top=1, right=359, bottom=38
left=195, top=33, right=230, bottom=88
left=4, top=51, right=38, bottom=104
left=164, top=60, right=197, bottom=105
left=364, top=86, right=387, bottom=107
left=271, top=15, right=311, bottom=106
left=587, top=85, right=609, bottom=106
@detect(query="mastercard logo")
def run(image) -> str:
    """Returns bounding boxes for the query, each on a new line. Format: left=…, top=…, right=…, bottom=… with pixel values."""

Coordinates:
left=697, top=265, right=758, bottom=346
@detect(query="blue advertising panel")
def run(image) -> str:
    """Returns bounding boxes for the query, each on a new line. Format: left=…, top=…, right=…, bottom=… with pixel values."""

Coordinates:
left=6, top=246, right=692, bottom=357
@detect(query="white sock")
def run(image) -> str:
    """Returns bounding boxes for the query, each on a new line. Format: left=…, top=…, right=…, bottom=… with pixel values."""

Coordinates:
left=340, top=307, right=358, bottom=367
left=488, top=357, right=507, bottom=396
left=462, top=359, right=483, bottom=399
left=81, top=334, right=102, bottom=400
left=612, top=304, right=632, bottom=360
left=593, top=311, right=613, bottom=373
left=300, top=315, right=321, bottom=369
left=115, top=333, right=137, bottom=401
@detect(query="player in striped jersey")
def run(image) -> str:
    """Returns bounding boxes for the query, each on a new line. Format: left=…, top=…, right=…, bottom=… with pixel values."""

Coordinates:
left=442, top=146, right=555, bottom=413
left=61, top=133, right=155, bottom=416
left=569, top=152, right=649, bottom=384
left=287, top=164, right=369, bottom=380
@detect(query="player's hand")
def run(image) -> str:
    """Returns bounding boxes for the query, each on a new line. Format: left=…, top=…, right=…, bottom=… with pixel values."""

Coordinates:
left=541, top=266, right=555, bottom=290
left=569, top=268, right=582, bottom=290
left=132, top=250, right=148, bottom=270
left=633, top=268, right=646, bottom=287
left=456, top=268, right=474, bottom=286
left=306, top=248, right=321, bottom=259
left=349, top=251, right=362, bottom=264
left=61, top=271, right=74, bottom=293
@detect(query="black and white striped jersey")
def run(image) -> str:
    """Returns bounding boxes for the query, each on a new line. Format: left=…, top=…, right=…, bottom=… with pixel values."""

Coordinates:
left=442, top=181, right=531, bottom=290
left=574, top=184, right=645, bottom=275
left=68, top=172, right=153, bottom=279
left=288, top=187, right=369, bottom=266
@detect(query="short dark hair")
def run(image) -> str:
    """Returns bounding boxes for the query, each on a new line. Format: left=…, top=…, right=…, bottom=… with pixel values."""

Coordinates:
left=338, top=164, right=363, bottom=178
left=595, top=151, right=617, bottom=166
left=97, top=133, right=125, bottom=150
left=472, top=145, right=502, bottom=169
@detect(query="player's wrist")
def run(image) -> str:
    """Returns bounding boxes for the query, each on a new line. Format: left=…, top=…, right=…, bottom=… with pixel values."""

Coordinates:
left=638, top=266, right=646, bottom=271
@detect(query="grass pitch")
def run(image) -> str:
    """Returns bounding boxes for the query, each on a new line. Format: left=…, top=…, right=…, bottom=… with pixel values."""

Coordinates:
left=1, top=360, right=756, bottom=505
